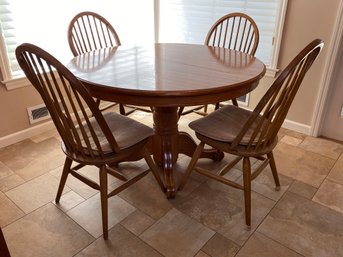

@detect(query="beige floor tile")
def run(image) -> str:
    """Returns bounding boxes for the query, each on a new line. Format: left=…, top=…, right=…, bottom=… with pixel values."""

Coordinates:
left=30, top=128, right=60, bottom=143
left=66, top=193, right=136, bottom=238
left=14, top=148, right=65, bottom=181
left=0, top=191, right=24, bottom=227
left=313, top=179, right=343, bottom=214
left=179, top=153, right=245, bottom=186
left=327, top=153, right=343, bottom=185
left=75, top=224, right=163, bottom=257
left=0, top=138, right=61, bottom=172
left=201, top=233, right=240, bottom=257
left=235, top=232, right=303, bottom=257
left=118, top=175, right=173, bottom=220
left=287, top=180, right=317, bottom=199
left=120, top=209, right=155, bottom=236
left=194, top=251, right=211, bottom=257
left=5, top=173, right=70, bottom=214
left=51, top=162, right=142, bottom=200
left=0, top=161, right=13, bottom=180
left=1, top=110, right=343, bottom=257
left=250, top=161, right=293, bottom=201
left=161, top=157, right=203, bottom=205
left=175, top=182, right=275, bottom=246
left=258, top=192, right=343, bottom=257
left=53, top=190, right=85, bottom=212
left=280, top=135, right=303, bottom=146
left=0, top=174, right=25, bottom=192
left=140, top=208, right=215, bottom=257
left=299, top=136, right=343, bottom=159
left=50, top=166, right=98, bottom=200
left=278, top=128, right=307, bottom=140
left=3, top=203, right=94, bottom=257
left=274, top=142, right=335, bottom=188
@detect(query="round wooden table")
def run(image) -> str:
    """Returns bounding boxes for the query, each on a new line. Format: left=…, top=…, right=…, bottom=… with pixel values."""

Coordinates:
left=67, top=43, right=266, bottom=198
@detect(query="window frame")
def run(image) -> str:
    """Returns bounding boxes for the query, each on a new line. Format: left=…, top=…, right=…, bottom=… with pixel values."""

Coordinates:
left=0, top=0, right=288, bottom=90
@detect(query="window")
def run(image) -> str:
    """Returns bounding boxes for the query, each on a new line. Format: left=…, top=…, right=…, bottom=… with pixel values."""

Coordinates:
left=158, top=0, right=287, bottom=72
left=0, top=0, right=155, bottom=85
left=0, top=0, right=287, bottom=89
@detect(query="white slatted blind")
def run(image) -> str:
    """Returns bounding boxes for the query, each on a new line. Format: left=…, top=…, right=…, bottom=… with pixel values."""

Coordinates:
left=0, top=0, right=155, bottom=80
left=0, top=0, right=286, bottom=83
left=159, top=0, right=285, bottom=67
left=0, top=0, right=20, bottom=78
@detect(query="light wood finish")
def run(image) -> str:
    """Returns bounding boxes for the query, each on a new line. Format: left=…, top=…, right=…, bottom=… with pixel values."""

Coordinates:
left=179, top=39, right=324, bottom=227
left=0, top=227, right=11, bottom=257
left=180, top=12, right=260, bottom=117
left=15, top=43, right=164, bottom=240
left=67, top=43, right=266, bottom=198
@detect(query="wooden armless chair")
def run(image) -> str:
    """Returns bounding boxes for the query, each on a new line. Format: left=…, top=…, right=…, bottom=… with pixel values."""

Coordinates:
left=0, top=227, right=11, bottom=257
left=179, top=39, right=324, bottom=228
left=178, top=12, right=259, bottom=118
left=69, top=11, right=152, bottom=115
left=16, top=43, right=165, bottom=240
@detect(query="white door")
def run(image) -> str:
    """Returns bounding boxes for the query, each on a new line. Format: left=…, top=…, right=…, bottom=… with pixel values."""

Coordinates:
left=320, top=40, right=343, bottom=141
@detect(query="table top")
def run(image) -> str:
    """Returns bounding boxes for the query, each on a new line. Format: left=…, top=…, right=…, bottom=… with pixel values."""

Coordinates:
left=67, top=43, right=266, bottom=107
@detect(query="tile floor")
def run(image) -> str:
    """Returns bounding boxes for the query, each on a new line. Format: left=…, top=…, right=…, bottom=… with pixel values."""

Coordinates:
left=1, top=108, right=343, bottom=257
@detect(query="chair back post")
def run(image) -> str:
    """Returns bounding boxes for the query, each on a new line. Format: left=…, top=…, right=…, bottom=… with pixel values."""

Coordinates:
left=68, top=11, right=121, bottom=57
left=232, top=39, right=324, bottom=150
left=0, top=227, right=11, bottom=257
left=205, top=12, right=259, bottom=55
left=15, top=43, right=120, bottom=160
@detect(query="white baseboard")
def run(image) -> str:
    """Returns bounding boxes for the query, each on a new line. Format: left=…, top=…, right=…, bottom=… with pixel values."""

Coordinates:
left=282, top=119, right=311, bottom=135
left=0, top=121, right=55, bottom=148
left=0, top=116, right=312, bottom=149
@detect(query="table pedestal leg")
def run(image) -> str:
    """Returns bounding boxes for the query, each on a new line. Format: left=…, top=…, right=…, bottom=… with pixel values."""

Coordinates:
left=152, top=107, right=223, bottom=198
left=152, top=107, right=179, bottom=198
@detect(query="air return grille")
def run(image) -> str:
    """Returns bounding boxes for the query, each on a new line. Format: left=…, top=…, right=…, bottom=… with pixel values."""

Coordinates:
left=27, top=104, right=50, bottom=124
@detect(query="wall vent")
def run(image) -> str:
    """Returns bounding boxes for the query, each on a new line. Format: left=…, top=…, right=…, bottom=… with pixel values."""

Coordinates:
left=27, top=104, right=51, bottom=124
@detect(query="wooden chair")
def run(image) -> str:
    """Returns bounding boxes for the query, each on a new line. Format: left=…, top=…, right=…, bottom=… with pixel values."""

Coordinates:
left=0, top=227, right=11, bottom=257
left=68, top=11, right=151, bottom=115
left=16, top=43, right=165, bottom=240
left=178, top=12, right=259, bottom=118
left=179, top=39, right=324, bottom=228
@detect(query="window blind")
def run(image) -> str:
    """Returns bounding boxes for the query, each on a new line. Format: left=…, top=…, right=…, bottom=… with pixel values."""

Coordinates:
left=0, top=0, right=155, bottom=80
left=0, top=0, right=20, bottom=78
left=159, top=0, right=285, bottom=67
left=0, top=0, right=286, bottom=83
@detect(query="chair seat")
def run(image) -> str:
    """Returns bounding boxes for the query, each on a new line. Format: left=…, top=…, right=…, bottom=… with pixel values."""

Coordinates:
left=80, top=112, right=153, bottom=154
left=189, top=105, right=260, bottom=145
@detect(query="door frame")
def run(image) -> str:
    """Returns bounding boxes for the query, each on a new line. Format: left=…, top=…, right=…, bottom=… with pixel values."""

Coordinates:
left=311, top=0, right=343, bottom=136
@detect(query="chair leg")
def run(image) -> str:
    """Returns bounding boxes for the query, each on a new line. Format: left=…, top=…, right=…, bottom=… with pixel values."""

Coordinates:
left=178, top=142, right=205, bottom=190
left=55, top=157, right=72, bottom=203
left=142, top=147, right=165, bottom=192
left=242, top=157, right=251, bottom=229
left=99, top=165, right=109, bottom=240
left=231, top=98, right=239, bottom=106
left=119, top=104, right=126, bottom=115
left=267, top=152, right=281, bottom=191
left=203, top=104, right=208, bottom=113
left=95, top=98, right=101, bottom=107
left=177, top=107, right=184, bottom=120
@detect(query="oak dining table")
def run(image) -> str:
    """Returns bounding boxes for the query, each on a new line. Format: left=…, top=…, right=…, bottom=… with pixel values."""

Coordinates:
left=67, top=43, right=266, bottom=198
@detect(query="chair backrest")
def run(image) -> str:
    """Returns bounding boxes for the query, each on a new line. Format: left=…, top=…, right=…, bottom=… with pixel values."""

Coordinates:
left=232, top=39, right=324, bottom=151
left=68, top=11, right=121, bottom=57
left=205, top=12, right=259, bottom=55
left=15, top=43, right=120, bottom=160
